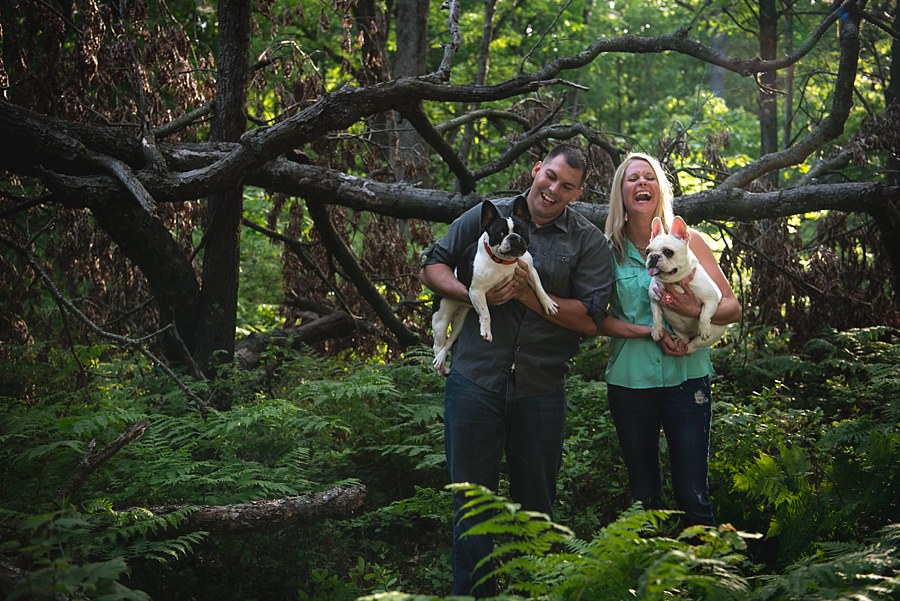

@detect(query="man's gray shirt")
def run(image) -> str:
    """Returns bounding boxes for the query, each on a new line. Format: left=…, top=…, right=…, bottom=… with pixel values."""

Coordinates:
left=422, top=193, right=613, bottom=396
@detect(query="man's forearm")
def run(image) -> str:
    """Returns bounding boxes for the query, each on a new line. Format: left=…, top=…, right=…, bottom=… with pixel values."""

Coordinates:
left=420, top=264, right=470, bottom=304
left=519, top=291, right=598, bottom=336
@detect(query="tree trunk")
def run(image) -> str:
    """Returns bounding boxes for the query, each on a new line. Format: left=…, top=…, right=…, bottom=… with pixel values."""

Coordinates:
left=759, top=0, right=779, bottom=187
left=460, top=0, right=499, bottom=169
left=392, top=0, right=431, bottom=183
left=880, top=0, right=900, bottom=298
left=194, top=0, right=252, bottom=379
left=782, top=5, right=794, bottom=149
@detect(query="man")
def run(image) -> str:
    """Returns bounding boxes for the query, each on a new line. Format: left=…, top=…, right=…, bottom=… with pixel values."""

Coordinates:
left=420, top=144, right=613, bottom=597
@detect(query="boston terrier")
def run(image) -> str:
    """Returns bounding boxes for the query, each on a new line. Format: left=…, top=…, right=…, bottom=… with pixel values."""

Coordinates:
left=431, top=197, right=558, bottom=375
left=646, top=215, right=726, bottom=354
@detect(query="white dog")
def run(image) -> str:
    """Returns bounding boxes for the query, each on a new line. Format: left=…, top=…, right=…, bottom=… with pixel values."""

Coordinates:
left=646, top=216, right=725, bottom=354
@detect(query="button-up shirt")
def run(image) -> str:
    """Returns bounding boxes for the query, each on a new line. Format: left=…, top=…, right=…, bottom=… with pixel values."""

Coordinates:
left=422, top=193, right=613, bottom=396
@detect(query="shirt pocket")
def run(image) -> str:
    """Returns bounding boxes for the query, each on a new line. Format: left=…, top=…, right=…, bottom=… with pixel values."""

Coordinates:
left=534, top=251, right=573, bottom=296
left=614, top=267, right=651, bottom=321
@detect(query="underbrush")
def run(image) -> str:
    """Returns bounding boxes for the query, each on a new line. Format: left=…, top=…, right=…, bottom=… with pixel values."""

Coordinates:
left=1, top=327, right=898, bottom=599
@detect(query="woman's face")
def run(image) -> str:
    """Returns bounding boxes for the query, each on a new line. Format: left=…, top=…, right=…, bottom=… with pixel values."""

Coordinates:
left=621, top=159, right=660, bottom=221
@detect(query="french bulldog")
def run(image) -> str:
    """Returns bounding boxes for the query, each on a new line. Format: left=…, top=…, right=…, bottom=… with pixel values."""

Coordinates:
left=431, top=197, right=558, bottom=375
left=646, top=215, right=725, bottom=354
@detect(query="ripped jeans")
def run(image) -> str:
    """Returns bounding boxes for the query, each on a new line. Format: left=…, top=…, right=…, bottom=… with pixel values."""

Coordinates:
left=607, top=376, right=715, bottom=526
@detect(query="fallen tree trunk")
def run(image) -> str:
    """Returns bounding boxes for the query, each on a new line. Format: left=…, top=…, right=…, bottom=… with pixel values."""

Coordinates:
left=234, top=311, right=358, bottom=368
left=148, top=484, right=368, bottom=535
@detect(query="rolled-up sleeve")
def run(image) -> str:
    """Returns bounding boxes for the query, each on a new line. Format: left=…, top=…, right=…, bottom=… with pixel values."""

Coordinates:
left=573, top=228, right=613, bottom=328
left=421, top=204, right=482, bottom=270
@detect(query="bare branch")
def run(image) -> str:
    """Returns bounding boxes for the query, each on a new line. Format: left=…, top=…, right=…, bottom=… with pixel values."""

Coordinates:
left=400, top=103, right=475, bottom=193
left=436, top=108, right=531, bottom=134
left=434, top=0, right=463, bottom=81
left=56, top=419, right=152, bottom=502
left=0, top=232, right=210, bottom=410
left=241, top=217, right=354, bottom=314
left=720, top=2, right=861, bottom=188
left=151, top=102, right=215, bottom=140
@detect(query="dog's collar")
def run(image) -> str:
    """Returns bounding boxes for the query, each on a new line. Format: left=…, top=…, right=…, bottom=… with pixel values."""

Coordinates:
left=679, top=268, right=697, bottom=286
left=483, top=239, right=519, bottom=265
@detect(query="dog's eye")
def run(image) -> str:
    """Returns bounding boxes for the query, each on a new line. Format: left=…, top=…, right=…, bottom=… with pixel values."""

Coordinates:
left=664, top=249, right=674, bottom=257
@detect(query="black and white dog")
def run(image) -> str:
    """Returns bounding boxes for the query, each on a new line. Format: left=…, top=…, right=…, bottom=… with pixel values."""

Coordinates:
left=431, top=197, right=558, bottom=374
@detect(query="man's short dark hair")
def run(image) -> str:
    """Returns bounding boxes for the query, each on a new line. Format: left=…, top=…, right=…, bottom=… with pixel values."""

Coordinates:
left=544, top=144, right=589, bottom=184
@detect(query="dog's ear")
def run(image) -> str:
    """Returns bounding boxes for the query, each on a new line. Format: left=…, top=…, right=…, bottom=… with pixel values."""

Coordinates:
left=650, top=216, right=665, bottom=239
left=671, top=216, right=691, bottom=241
left=480, top=200, right=501, bottom=231
left=512, top=196, right=532, bottom=222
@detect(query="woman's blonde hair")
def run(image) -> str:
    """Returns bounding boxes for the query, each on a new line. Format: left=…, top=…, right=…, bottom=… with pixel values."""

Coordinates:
left=605, top=152, right=675, bottom=263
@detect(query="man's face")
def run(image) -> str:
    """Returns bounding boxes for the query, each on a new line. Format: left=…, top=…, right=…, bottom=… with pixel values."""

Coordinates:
left=526, top=154, right=584, bottom=225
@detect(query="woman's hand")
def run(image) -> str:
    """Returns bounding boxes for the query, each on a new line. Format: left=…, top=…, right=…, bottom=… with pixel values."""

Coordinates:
left=651, top=275, right=701, bottom=319
left=659, top=330, right=688, bottom=356
left=662, top=282, right=702, bottom=318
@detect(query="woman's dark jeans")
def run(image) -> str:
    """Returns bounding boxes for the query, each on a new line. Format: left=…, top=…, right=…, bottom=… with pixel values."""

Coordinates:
left=444, top=372, right=567, bottom=598
left=607, top=376, right=715, bottom=526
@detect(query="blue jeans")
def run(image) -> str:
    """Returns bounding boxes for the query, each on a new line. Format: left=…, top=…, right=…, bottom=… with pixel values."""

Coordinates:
left=607, top=376, right=715, bottom=526
left=444, top=372, right=567, bottom=598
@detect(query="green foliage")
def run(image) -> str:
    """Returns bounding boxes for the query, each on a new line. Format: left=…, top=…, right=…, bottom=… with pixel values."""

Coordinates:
left=2, top=326, right=899, bottom=599
left=711, top=327, right=900, bottom=568
left=753, top=524, right=900, bottom=600
left=440, top=484, right=755, bottom=600
left=3, top=502, right=205, bottom=601
left=554, top=371, right=630, bottom=535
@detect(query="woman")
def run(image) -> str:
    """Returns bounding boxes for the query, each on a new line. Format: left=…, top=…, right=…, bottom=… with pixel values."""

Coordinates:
left=599, top=153, right=742, bottom=526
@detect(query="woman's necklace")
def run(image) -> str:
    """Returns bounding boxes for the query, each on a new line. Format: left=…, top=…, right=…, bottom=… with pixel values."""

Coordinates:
left=626, top=229, right=649, bottom=257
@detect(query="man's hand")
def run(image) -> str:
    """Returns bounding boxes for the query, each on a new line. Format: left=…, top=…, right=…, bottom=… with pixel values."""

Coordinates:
left=485, top=259, right=530, bottom=305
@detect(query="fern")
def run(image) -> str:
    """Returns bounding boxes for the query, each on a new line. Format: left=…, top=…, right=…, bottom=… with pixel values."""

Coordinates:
left=447, top=484, right=754, bottom=600
left=6, top=504, right=179, bottom=601
left=8, top=558, right=151, bottom=601
left=753, top=524, right=900, bottom=600
left=366, top=399, right=445, bottom=472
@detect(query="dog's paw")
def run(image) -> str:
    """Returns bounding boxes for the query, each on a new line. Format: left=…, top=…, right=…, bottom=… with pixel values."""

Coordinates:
left=651, top=325, right=664, bottom=341
left=481, top=329, right=493, bottom=343
left=698, top=323, right=712, bottom=340
left=543, top=299, right=559, bottom=315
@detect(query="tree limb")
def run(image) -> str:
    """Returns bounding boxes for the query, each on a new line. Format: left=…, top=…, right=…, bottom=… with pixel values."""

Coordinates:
left=235, top=312, right=359, bottom=368
left=400, top=102, right=476, bottom=193
left=305, top=199, right=421, bottom=348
